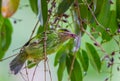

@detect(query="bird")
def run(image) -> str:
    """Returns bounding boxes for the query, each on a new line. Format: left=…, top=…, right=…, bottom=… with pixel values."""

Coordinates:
left=9, top=28, right=77, bottom=75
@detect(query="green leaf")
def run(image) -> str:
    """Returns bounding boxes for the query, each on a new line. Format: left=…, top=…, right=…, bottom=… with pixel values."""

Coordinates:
left=91, top=0, right=111, bottom=41
left=38, top=0, right=48, bottom=26
left=57, top=0, right=74, bottom=15
left=27, top=60, right=36, bottom=68
left=29, top=0, right=38, bottom=15
left=54, top=45, right=67, bottom=66
left=95, top=0, right=104, bottom=15
left=116, top=0, right=120, bottom=20
left=74, top=3, right=88, bottom=35
left=78, top=0, right=82, bottom=3
left=37, top=25, right=44, bottom=34
left=57, top=53, right=66, bottom=81
left=0, top=15, right=13, bottom=59
left=108, top=10, right=117, bottom=33
left=66, top=55, right=83, bottom=81
left=85, top=43, right=101, bottom=73
left=77, top=49, right=89, bottom=72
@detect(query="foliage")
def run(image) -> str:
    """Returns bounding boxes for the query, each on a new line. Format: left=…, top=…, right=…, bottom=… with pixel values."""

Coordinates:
left=0, top=0, right=120, bottom=81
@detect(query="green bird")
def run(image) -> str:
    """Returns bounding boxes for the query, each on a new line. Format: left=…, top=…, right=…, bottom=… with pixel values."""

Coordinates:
left=10, top=29, right=76, bottom=74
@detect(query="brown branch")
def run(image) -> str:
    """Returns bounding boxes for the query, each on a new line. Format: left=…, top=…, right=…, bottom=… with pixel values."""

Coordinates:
left=68, top=0, right=83, bottom=80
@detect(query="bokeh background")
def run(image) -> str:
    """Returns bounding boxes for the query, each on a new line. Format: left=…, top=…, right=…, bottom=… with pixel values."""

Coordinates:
left=0, top=0, right=120, bottom=81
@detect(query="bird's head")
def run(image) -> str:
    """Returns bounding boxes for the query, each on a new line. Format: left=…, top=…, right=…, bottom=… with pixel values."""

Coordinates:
left=57, top=29, right=77, bottom=42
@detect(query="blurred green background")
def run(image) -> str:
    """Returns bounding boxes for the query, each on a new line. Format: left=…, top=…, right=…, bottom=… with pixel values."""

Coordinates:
left=0, top=0, right=120, bottom=81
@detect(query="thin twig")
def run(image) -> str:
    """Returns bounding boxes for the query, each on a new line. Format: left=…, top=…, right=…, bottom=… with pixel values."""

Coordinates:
left=68, top=0, right=82, bottom=80
left=82, top=27, right=106, bottom=53
left=43, top=32, right=47, bottom=81
left=0, top=54, right=18, bottom=61
left=20, top=72, right=27, bottom=81
left=29, top=20, right=39, bottom=40
left=31, top=64, right=38, bottom=81
left=42, top=0, right=56, bottom=81
left=68, top=51, right=77, bottom=81
left=84, top=0, right=120, bottom=50
left=84, top=0, right=105, bottom=30
left=25, top=63, right=30, bottom=81
left=47, top=59, right=52, bottom=81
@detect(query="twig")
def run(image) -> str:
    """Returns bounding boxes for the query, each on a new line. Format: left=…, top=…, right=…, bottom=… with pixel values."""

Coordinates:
left=29, top=20, right=39, bottom=40
left=20, top=72, right=27, bottom=81
left=31, top=64, right=38, bottom=81
left=82, top=27, right=106, bottom=53
left=42, top=0, right=56, bottom=81
left=68, top=51, right=77, bottom=81
left=68, top=0, right=82, bottom=80
left=25, top=63, right=30, bottom=81
left=0, top=54, right=18, bottom=61
left=84, top=0, right=120, bottom=50
left=84, top=0, right=105, bottom=30
left=43, top=32, right=47, bottom=81
left=47, top=59, right=52, bottom=81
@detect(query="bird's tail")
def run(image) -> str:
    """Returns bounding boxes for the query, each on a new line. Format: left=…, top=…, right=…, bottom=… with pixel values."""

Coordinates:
left=10, top=52, right=27, bottom=74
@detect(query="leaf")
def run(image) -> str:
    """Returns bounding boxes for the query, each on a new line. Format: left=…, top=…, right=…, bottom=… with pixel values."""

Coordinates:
left=29, top=0, right=38, bottom=15
left=0, top=15, right=13, bottom=59
left=37, top=25, right=44, bottom=34
left=91, top=0, right=111, bottom=41
left=116, top=0, right=120, bottom=20
left=38, top=0, right=48, bottom=26
left=66, top=55, right=83, bottom=81
left=108, top=10, right=117, bottom=33
left=27, top=60, right=36, bottom=68
left=57, top=0, right=74, bottom=15
left=73, top=3, right=88, bottom=35
left=78, top=0, right=82, bottom=3
left=85, top=43, right=101, bottom=73
left=1, top=0, right=20, bottom=18
left=57, top=53, right=66, bottom=81
left=54, top=45, right=67, bottom=66
left=77, top=49, right=89, bottom=72
left=95, top=0, right=104, bottom=15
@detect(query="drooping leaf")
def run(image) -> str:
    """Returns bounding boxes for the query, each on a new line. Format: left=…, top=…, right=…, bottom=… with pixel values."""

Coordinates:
left=38, top=0, right=48, bottom=26
left=91, top=0, right=111, bottom=41
left=57, top=53, right=66, bottom=81
left=108, top=10, right=117, bottom=33
left=54, top=45, right=67, bottom=66
left=29, top=0, right=38, bottom=15
left=77, top=49, right=89, bottom=72
left=95, top=0, right=104, bottom=15
left=0, top=15, right=13, bottom=59
left=57, top=0, right=74, bottom=15
left=66, top=55, right=83, bottom=81
left=85, top=43, right=101, bottom=73
left=1, top=0, right=20, bottom=18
